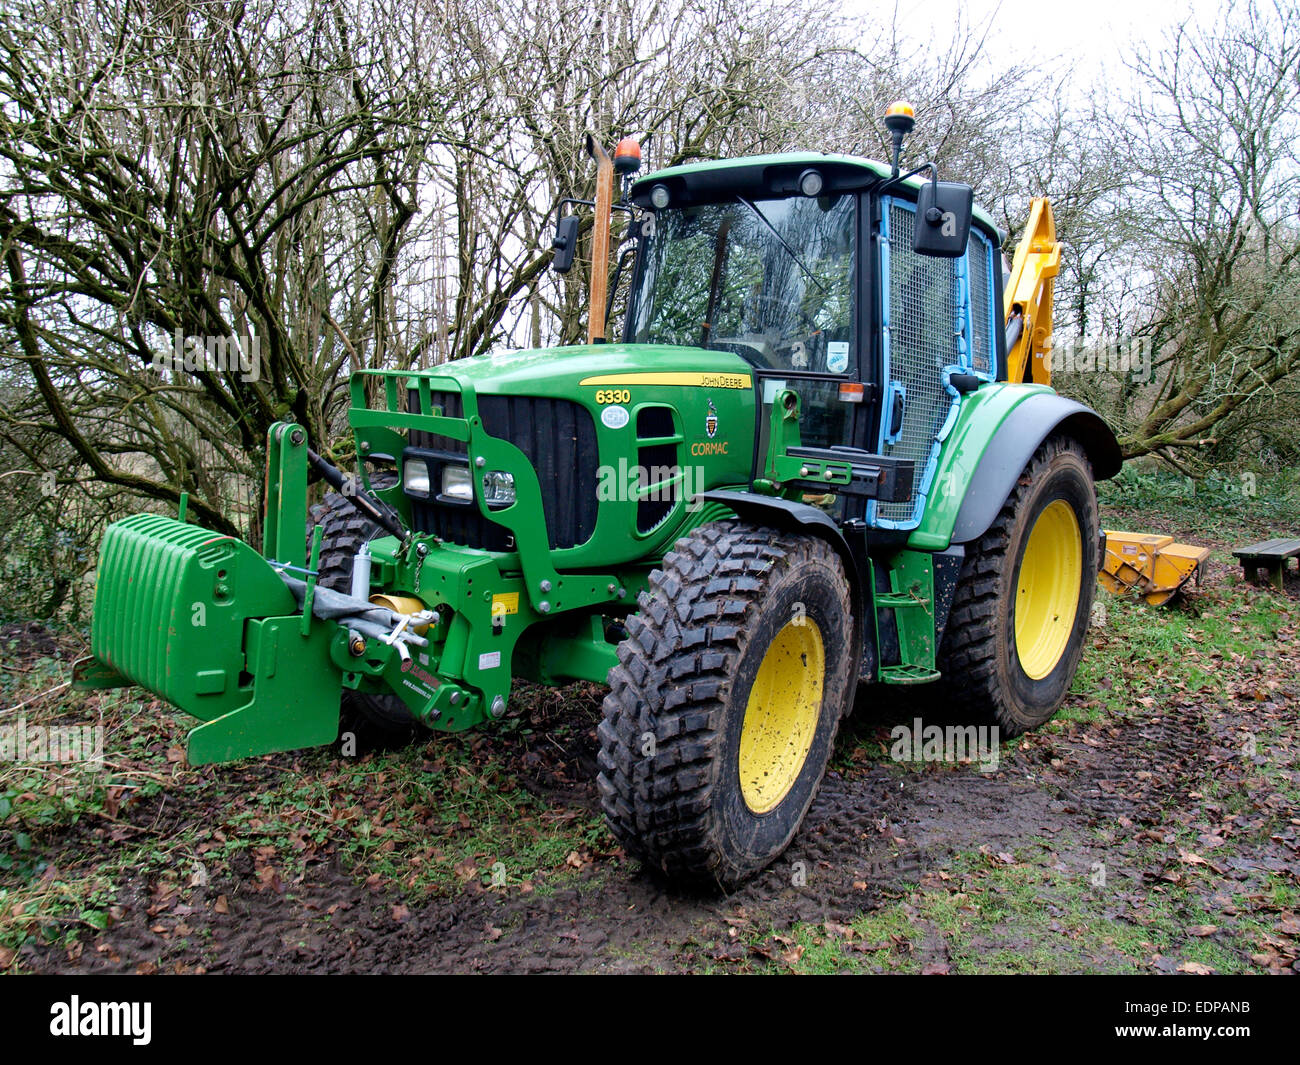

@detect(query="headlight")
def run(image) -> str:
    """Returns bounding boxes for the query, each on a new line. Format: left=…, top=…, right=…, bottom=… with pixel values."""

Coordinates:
left=481, top=471, right=515, bottom=506
left=403, top=457, right=431, bottom=496
left=440, top=463, right=473, bottom=501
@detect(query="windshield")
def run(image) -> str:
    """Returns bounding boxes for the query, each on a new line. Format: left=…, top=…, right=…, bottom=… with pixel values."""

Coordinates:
left=629, top=194, right=856, bottom=373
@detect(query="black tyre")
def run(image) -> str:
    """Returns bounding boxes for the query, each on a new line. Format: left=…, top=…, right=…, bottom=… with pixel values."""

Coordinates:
left=310, top=480, right=418, bottom=746
left=936, top=434, right=1099, bottom=736
left=597, top=522, right=859, bottom=889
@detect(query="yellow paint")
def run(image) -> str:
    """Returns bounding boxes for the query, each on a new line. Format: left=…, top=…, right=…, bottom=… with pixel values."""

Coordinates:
left=579, top=372, right=751, bottom=390
left=738, top=619, right=825, bottom=814
left=369, top=593, right=432, bottom=635
left=1014, top=500, right=1082, bottom=679
left=491, top=592, right=520, bottom=616
left=1004, top=197, right=1061, bottom=386
left=1098, top=530, right=1210, bottom=606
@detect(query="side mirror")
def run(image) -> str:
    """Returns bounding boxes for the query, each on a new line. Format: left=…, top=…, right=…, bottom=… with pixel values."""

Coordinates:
left=913, top=180, right=973, bottom=258
left=552, top=214, right=580, bottom=274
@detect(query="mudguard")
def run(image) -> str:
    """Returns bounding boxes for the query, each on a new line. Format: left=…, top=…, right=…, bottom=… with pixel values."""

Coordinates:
left=700, top=490, right=862, bottom=602
left=909, top=385, right=1121, bottom=551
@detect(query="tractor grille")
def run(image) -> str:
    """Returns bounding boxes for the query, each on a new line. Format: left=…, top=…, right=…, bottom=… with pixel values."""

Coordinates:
left=878, top=202, right=960, bottom=524
left=968, top=232, right=993, bottom=376
left=407, top=389, right=599, bottom=551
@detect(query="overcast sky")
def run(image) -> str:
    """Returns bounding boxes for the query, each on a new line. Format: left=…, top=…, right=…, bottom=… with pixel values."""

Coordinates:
left=843, top=0, right=1219, bottom=89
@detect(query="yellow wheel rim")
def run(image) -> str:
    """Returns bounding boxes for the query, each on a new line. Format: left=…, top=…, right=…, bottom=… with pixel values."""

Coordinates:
left=1014, top=499, right=1083, bottom=680
left=738, top=618, right=825, bottom=814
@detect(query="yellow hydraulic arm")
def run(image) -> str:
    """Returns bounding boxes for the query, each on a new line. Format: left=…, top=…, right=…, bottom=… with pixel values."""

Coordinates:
left=1004, top=198, right=1210, bottom=606
left=1003, top=197, right=1060, bottom=385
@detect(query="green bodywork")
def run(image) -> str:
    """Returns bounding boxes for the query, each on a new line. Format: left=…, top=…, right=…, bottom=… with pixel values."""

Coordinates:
left=73, top=151, right=1110, bottom=765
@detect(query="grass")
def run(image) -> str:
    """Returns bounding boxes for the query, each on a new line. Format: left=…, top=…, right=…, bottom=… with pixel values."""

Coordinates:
left=0, top=642, right=616, bottom=966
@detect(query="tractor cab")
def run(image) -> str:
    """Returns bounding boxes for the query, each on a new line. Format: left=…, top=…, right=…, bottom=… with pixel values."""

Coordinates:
left=607, top=146, right=996, bottom=534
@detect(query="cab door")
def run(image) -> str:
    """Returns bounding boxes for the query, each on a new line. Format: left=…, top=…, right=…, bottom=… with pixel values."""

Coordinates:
left=870, top=195, right=999, bottom=530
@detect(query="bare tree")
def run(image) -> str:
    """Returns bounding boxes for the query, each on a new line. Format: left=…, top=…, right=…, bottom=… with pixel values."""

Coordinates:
left=1095, top=0, right=1300, bottom=462
left=0, top=0, right=451, bottom=536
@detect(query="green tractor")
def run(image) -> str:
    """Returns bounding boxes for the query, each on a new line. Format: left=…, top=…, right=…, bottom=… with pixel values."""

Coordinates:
left=75, top=105, right=1120, bottom=889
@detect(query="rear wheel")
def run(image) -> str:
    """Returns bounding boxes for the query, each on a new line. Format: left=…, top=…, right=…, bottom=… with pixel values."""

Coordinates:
left=597, top=522, right=859, bottom=889
left=936, top=435, right=1098, bottom=736
left=310, top=480, right=418, bottom=747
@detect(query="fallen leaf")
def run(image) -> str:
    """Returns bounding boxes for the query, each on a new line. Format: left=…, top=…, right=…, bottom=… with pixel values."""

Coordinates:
left=213, top=895, right=229, bottom=914
left=1189, top=925, right=1218, bottom=937
left=1177, top=961, right=1215, bottom=975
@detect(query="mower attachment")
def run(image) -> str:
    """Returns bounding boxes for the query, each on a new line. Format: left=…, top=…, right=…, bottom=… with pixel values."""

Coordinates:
left=1098, top=529, right=1211, bottom=606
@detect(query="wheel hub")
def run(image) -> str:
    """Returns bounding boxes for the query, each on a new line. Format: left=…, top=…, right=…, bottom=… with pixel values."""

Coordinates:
left=738, top=618, right=825, bottom=813
left=1014, top=499, right=1083, bottom=680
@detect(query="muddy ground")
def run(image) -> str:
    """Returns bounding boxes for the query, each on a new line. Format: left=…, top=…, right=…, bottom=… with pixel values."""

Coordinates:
left=6, top=525, right=1299, bottom=975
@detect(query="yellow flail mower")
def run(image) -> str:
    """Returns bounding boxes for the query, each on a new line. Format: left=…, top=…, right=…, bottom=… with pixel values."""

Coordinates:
left=1005, top=199, right=1209, bottom=607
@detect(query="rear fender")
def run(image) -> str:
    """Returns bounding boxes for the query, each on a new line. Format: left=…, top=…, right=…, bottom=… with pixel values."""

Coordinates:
left=908, top=385, right=1121, bottom=551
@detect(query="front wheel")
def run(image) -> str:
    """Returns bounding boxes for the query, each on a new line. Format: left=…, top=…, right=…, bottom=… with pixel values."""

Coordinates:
left=596, top=522, right=859, bottom=889
left=936, top=434, right=1100, bottom=736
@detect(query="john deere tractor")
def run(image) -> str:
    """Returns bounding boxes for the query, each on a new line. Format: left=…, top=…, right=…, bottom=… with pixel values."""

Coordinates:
left=75, top=104, right=1120, bottom=889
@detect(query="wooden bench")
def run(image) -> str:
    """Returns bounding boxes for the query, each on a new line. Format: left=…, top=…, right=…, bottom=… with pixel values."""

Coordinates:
left=1232, top=538, right=1300, bottom=591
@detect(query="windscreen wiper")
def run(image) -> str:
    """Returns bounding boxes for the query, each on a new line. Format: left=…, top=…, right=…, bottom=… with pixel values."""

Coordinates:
left=736, top=196, right=827, bottom=295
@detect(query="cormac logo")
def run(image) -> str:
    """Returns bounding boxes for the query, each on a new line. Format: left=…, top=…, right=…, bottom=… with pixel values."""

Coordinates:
left=50, top=997, right=151, bottom=1045
left=689, top=440, right=728, bottom=456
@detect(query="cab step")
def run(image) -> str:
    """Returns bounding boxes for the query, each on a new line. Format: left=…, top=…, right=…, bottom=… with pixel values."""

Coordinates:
left=879, top=664, right=942, bottom=685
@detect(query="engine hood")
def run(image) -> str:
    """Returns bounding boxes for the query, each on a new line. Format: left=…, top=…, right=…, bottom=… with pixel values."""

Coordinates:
left=416, top=343, right=756, bottom=395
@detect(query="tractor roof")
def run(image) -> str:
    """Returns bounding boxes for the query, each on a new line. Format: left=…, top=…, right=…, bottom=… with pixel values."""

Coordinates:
left=631, top=151, right=1000, bottom=240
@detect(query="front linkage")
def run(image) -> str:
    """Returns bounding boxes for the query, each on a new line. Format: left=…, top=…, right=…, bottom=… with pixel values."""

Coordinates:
left=73, top=371, right=644, bottom=764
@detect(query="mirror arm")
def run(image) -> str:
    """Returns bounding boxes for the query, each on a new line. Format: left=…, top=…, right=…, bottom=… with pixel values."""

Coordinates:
left=876, top=161, right=937, bottom=198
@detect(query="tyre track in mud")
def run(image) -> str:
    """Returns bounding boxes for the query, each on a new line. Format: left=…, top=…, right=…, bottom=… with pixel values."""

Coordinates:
left=32, top=696, right=1217, bottom=974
